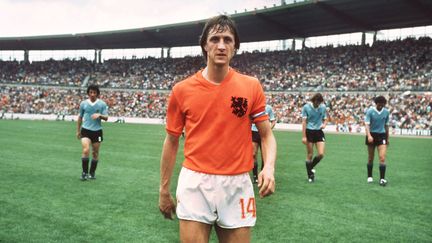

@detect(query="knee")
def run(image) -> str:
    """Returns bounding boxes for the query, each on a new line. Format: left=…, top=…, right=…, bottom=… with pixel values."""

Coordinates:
left=82, top=148, right=90, bottom=156
left=379, top=156, right=385, bottom=163
left=92, top=151, right=99, bottom=159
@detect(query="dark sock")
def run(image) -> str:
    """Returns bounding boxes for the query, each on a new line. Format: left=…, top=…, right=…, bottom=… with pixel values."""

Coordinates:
left=367, top=163, right=373, bottom=177
left=379, top=164, right=386, bottom=179
left=311, top=156, right=322, bottom=168
left=90, top=159, right=98, bottom=175
left=305, top=160, right=313, bottom=176
left=253, top=159, right=259, bottom=178
left=82, top=158, right=89, bottom=174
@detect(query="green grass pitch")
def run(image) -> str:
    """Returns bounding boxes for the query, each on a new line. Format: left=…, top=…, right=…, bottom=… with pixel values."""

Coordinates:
left=1, top=120, right=431, bottom=242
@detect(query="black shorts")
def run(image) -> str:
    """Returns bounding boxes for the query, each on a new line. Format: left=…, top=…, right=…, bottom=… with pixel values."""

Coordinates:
left=81, top=128, right=103, bottom=143
left=306, top=129, right=325, bottom=143
left=365, top=133, right=388, bottom=146
left=252, top=131, right=261, bottom=145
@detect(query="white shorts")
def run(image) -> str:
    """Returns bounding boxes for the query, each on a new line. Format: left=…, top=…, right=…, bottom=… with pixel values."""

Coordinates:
left=176, top=167, right=256, bottom=229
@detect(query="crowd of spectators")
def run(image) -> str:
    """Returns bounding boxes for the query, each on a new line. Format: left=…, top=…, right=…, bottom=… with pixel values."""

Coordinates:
left=1, top=85, right=431, bottom=130
left=1, top=37, right=431, bottom=129
left=1, top=37, right=431, bottom=91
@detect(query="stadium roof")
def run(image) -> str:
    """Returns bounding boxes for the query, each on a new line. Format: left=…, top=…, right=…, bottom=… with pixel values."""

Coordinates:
left=1, top=0, right=431, bottom=51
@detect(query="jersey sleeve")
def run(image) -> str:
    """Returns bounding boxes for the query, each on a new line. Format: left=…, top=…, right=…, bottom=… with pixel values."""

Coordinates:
left=79, top=101, right=84, bottom=117
left=385, top=110, right=390, bottom=125
left=249, top=80, right=268, bottom=123
left=301, top=105, right=307, bottom=119
left=165, top=90, right=185, bottom=137
left=102, top=102, right=108, bottom=115
left=364, top=108, right=371, bottom=124
left=322, top=105, right=327, bottom=120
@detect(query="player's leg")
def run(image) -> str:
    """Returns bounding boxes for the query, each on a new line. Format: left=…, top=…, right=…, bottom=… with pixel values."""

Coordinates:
left=311, top=141, right=325, bottom=169
left=367, top=145, right=375, bottom=183
left=305, top=142, right=314, bottom=181
left=215, top=225, right=251, bottom=243
left=252, top=141, right=259, bottom=183
left=80, top=138, right=91, bottom=180
left=215, top=172, right=255, bottom=242
left=377, top=144, right=388, bottom=186
left=89, top=142, right=101, bottom=179
left=179, top=220, right=212, bottom=243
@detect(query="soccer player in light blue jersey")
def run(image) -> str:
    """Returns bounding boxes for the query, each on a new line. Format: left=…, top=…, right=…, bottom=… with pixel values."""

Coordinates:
left=364, top=96, right=390, bottom=186
left=302, top=93, right=327, bottom=182
left=76, top=84, right=108, bottom=181
left=252, top=104, right=276, bottom=183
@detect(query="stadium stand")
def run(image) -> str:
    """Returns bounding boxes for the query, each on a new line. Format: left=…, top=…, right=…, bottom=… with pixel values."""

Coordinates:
left=1, top=37, right=431, bottom=91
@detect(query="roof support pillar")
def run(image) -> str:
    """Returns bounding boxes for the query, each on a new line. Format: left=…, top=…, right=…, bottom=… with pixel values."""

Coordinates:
left=98, top=50, right=102, bottom=64
left=24, top=50, right=29, bottom=63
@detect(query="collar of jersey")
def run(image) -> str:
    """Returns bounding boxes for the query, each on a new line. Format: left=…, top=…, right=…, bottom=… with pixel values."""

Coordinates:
left=196, top=68, right=234, bottom=87
left=372, top=106, right=385, bottom=114
left=86, top=98, right=99, bottom=106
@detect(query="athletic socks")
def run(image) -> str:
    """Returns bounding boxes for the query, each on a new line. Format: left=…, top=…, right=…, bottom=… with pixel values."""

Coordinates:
left=379, top=164, right=386, bottom=180
left=82, top=157, right=89, bottom=174
left=90, top=159, right=98, bottom=175
left=305, top=160, right=313, bottom=176
left=311, top=156, right=322, bottom=168
left=367, top=163, right=373, bottom=178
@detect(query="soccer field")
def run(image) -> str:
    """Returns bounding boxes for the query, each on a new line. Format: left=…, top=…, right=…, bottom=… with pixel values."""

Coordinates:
left=1, top=120, right=431, bottom=242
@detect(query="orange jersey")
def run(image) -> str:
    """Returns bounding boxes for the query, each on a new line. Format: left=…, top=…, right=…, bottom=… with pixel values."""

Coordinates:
left=166, top=68, right=268, bottom=175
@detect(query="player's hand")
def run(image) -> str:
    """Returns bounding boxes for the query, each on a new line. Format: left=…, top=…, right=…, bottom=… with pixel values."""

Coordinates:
left=302, top=137, right=307, bottom=145
left=367, top=135, right=373, bottom=143
left=258, top=166, right=275, bottom=198
left=320, top=124, right=326, bottom=130
left=159, top=192, right=176, bottom=220
left=91, top=113, right=100, bottom=120
left=76, top=132, right=81, bottom=140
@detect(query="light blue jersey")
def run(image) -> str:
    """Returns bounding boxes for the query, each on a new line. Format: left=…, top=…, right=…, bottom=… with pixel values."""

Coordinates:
left=364, top=106, right=389, bottom=133
left=252, top=105, right=276, bottom=132
left=79, top=99, right=108, bottom=131
left=302, top=103, right=327, bottom=130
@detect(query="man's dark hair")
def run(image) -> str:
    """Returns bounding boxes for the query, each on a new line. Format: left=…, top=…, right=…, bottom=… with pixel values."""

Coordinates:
left=311, top=93, right=324, bottom=103
left=87, top=84, right=100, bottom=96
left=199, top=15, right=240, bottom=61
left=374, top=96, right=387, bottom=105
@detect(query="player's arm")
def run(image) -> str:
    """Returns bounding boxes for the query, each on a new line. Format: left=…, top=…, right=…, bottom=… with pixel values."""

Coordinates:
left=302, top=118, right=307, bottom=145
left=256, top=120, right=277, bottom=198
left=365, top=122, right=373, bottom=143
left=364, top=111, right=373, bottom=143
left=91, top=113, right=108, bottom=121
left=385, top=124, right=389, bottom=143
left=159, top=133, right=179, bottom=220
left=321, top=110, right=328, bottom=129
left=76, top=116, right=82, bottom=139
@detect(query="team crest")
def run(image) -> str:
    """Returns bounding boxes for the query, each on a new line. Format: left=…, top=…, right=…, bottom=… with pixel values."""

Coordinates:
left=230, top=96, right=248, bottom=117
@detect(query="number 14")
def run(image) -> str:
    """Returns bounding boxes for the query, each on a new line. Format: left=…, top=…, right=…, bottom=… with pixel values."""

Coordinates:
left=239, top=197, right=256, bottom=219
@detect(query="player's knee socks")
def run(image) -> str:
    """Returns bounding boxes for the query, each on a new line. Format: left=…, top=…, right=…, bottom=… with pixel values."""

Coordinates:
left=367, top=163, right=373, bottom=177
left=253, top=160, right=258, bottom=177
left=311, top=155, right=322, bottom=168
left=90, top=159, right=98, bottom=174
left=82, top=158, right=89, bottom=174
left=305, top=160, right=313, bottom=176
left=379, top=163, right=386, bottom=179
